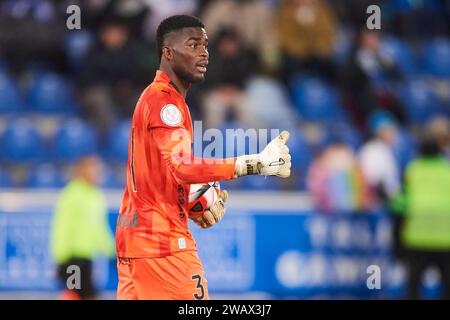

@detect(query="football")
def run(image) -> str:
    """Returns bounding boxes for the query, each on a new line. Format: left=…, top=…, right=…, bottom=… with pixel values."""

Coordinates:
left=188, top=181, right=221, bottom=216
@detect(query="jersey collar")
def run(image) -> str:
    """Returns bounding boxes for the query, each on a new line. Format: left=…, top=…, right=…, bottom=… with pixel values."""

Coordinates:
left=154, top=70, right=182, bottom=96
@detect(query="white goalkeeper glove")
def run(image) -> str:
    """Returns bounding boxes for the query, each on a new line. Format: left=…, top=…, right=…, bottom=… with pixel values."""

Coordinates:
left=190, top=190, right=228, bottom=229
left=234, top=130, right=291, bottom=178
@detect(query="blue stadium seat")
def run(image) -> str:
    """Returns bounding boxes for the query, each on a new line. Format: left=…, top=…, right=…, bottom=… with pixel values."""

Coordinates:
left=293, top=172, right=308, bottom=191
left=53, top=118, right=97, bottom=162
left=288, top=130, right=313, bottom=191
left=290, top=77, right=344, bottom=122
left=0, top=73, right=24, bottom=113
left=106, top=120, right=130, bottom=163
left=423, top=39, right=450, bottom=77
left=26, top=163, right=65, bottom=188
left=64, top=31, right=94, bottom=70
left=392, top=0, right=442, bottom=12
left=245, top=76, right=298, bottom=128
left=323, top=122, right=363, bottom=152
left=0, top=117, right=44, bottom=162
left=99, top=164, right=122, bottom=189
left=0, top=169, right=13, bottom=188
left=399, top=79, right=439, bottom=123
left=27, top=73, right=77, bottom=113
left=381, top=36, right=417, bottom=76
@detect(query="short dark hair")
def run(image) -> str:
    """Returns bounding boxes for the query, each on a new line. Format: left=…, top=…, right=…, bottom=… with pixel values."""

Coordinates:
left=156, top=15, right=205, bottom=60
left=419, top=135, right=442, bottom=157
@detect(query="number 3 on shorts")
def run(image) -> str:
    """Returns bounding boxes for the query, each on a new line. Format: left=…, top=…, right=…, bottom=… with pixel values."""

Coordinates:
left=191, top=274, right=205, bottom=300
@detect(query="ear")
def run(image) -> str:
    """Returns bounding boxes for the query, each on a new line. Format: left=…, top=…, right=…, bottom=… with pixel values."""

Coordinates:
left=162, top=46, right=173, bottom=61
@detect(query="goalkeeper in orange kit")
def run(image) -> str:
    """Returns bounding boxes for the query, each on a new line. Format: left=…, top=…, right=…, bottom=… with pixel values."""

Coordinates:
left=116, top=15, right=291, bottom=300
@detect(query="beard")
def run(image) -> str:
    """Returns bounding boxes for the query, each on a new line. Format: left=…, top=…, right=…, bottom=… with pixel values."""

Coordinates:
left=173, top=64, right=205, bottom=84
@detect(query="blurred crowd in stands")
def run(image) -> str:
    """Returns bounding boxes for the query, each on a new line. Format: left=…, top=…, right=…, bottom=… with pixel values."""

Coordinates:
left=0, top=0, right=449, bottom=202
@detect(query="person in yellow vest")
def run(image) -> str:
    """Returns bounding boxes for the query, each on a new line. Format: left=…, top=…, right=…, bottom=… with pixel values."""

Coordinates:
left=50, top=154, right=115, bottom=300
left=400, top=136, right=450, bottom=299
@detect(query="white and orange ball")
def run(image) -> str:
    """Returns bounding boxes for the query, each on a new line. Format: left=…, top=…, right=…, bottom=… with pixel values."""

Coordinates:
left=188, top=181, right=220, bottom=216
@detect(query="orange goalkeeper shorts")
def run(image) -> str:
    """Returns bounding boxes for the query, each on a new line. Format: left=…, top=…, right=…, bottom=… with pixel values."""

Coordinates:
left=117, top=250, right=209, bottom=300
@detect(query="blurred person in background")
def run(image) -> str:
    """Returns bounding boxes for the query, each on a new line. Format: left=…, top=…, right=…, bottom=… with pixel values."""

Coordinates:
left=307, top=141, right=373, bottom=214
left=275, top=0, right=337, bottom=82
left=78, top=16, right=154, bottom=138
left=359, top=111, right=401, bottom=205
left=426, top=116, right=450, bottom=160
left=340, top=28, right=405, bottom=131
left=201, top=28, right=258, bottom=129
left=400, top=136, right=450, bottom=299
left=50, top=154, right=115, bottom=300
left=201, top=0, right=279, bottom=71
left=358, top=111, right=404, bottom=257
left=243, top=70, right=299, bottom=130
left=91, top=0, right=151, bottom=40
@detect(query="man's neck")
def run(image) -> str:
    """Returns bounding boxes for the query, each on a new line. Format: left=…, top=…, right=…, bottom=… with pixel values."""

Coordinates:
left=159, top=65, right=189, bottom=98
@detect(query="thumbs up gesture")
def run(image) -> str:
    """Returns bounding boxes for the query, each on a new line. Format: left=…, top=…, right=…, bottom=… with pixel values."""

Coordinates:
left=234, top=130, right=292, bottom=178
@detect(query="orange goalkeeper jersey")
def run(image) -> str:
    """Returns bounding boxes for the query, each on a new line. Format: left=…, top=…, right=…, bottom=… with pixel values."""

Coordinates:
left=116, top=70, right=236, bottom=258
